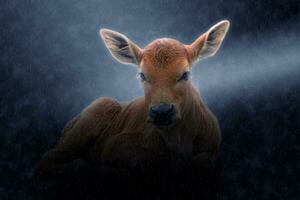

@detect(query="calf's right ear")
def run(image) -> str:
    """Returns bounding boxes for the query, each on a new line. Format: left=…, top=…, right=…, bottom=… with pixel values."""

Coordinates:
left=100, top=29, right=142, bottom=65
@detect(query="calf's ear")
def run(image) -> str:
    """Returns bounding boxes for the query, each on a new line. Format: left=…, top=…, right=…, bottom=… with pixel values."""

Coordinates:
left=100, top=29, right=142, bottom=65
left=186, top=20, right=230, bottom=63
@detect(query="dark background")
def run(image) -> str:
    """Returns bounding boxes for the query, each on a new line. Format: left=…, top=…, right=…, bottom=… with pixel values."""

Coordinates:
left=0, top=0, right=300, bottom=199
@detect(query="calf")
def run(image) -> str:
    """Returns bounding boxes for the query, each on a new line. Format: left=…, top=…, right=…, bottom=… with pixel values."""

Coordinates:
left=35, top=20, right=230, bottom=198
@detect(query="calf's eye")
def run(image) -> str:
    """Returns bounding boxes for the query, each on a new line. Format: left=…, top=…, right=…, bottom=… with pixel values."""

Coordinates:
left=178, top=71, right=190, bottom=81
left=138, top=72, right=147, bottom=82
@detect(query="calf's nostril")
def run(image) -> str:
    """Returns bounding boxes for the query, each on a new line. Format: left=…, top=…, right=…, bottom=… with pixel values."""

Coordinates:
left=150, top=107, right=156, bottom=114
left=167, top=105, right=175, bottom=114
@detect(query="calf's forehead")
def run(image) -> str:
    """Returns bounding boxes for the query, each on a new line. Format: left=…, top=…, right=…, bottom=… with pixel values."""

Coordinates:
left=141, top=39, right=190, bottom=72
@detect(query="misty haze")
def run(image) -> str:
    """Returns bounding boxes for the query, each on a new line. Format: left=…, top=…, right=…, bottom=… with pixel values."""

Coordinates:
left=0, top=0, right=299, bottom=199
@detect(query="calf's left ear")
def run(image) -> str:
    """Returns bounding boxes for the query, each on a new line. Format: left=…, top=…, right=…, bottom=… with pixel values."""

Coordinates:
left=100, top=29, right=142, bottom=65
left=186, top=20, right=230, bottom=63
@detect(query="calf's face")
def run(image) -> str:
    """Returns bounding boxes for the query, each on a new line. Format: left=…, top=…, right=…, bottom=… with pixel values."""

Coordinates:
left=100, top=20, right=230, bottom=127
left=139, top=39, right=191, bottom=126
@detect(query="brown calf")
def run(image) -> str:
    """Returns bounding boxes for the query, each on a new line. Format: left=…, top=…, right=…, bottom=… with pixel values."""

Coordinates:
left=34, top=20, right=230, bottom=195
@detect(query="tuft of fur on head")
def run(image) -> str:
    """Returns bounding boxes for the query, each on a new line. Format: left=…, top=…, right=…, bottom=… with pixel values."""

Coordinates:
left=143, top=39, right=187, bottom=67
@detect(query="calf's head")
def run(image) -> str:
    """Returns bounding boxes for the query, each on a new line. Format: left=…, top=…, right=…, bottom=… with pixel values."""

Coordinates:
left=100, top=20, right=230, bottom=127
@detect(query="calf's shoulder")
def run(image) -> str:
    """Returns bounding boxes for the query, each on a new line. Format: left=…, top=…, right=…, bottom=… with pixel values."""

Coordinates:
left=57, top=97, right=122, bottom=152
